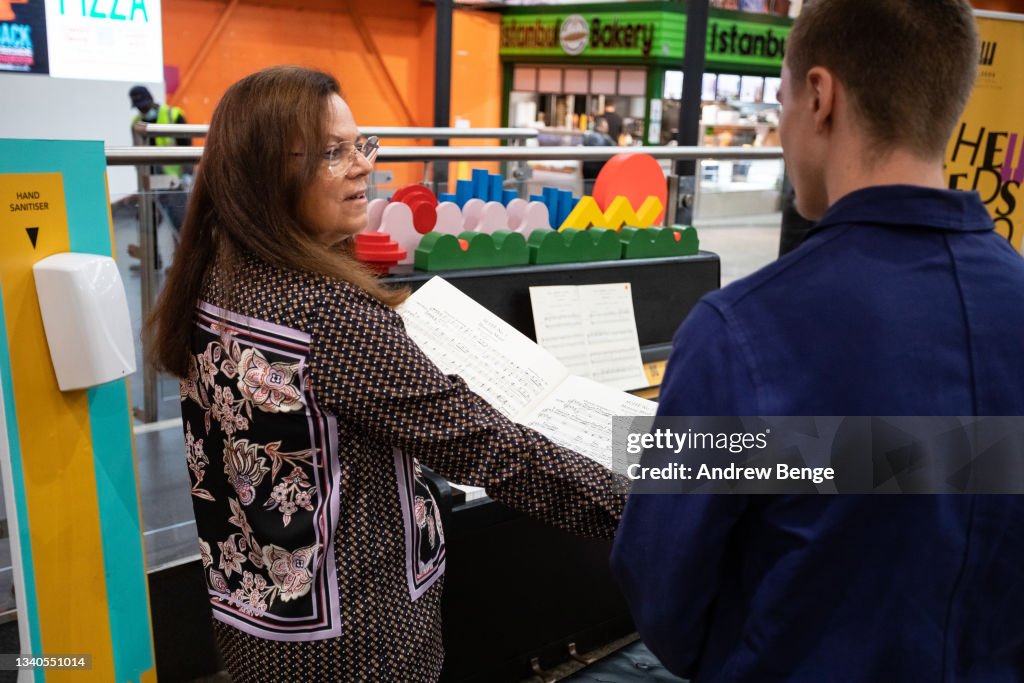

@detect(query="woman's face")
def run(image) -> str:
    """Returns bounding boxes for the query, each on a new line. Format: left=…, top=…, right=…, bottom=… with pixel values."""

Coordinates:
left=297, top=94, right=372, bottom=246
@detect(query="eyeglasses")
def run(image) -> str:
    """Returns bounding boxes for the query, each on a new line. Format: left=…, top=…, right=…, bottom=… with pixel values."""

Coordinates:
left=292, top=136, right=380, bottom=176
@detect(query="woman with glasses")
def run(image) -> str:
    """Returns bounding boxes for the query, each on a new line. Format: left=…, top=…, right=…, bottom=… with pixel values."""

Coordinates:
left=147, top=65, right=623, bottom=682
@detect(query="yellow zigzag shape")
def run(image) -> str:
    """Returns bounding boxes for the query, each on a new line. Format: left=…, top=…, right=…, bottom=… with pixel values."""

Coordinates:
left=558, top=196, right=664, bottom=231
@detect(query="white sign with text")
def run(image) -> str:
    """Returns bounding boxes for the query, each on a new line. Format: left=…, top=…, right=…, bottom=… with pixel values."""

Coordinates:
left=46, top=0, right=163, bottom=82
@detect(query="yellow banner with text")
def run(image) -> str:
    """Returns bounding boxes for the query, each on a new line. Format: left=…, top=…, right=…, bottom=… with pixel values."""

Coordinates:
left=946, top=13, right=1024, bottom=251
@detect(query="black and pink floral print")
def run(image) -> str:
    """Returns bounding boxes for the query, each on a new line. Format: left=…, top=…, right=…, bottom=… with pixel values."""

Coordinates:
left=181, top=301, right=343, bottom=640
left=181, top=254, right=623, bottom=682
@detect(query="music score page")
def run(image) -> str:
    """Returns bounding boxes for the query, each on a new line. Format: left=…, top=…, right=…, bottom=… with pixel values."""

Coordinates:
left=398, top=276, right=568, bottom=420
left=529, top=283, right=649, bottom=391
left=520, top=375, right=656, bottom=468
left=399, top=277, right=656, bottom=470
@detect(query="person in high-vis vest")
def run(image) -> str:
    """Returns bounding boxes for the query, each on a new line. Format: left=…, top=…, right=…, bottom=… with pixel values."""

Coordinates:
left=130, top=85, right=192, bottom=269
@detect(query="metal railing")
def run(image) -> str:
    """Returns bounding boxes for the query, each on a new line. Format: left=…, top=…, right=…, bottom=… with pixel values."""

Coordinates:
left=380, top=145, right=782, bottom=162
left=130, top=123, right=544, bottom=201
left=109, top=142, right=783, bottom=224
left=132, top=123, right=540, bottom=141
left=107, top=142, right=784, bottom=422
left=108, top=144, right=781, bottom=164
left=131, top=121, right=543, bottom=190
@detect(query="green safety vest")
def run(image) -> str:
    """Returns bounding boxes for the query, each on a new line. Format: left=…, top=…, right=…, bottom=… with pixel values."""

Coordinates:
left=134, top=104, right=187, bottom=178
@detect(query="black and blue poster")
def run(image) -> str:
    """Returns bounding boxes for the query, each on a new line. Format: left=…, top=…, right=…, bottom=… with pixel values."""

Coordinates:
left=0, top=0, right=48, bottom=74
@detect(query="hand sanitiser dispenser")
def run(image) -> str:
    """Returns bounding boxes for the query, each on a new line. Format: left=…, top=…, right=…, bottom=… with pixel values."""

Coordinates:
left=33, top=253, right=137, bottom=391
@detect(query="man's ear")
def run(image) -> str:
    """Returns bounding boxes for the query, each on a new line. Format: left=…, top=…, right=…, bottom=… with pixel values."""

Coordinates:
left=805, top=67, right=835, bottom=134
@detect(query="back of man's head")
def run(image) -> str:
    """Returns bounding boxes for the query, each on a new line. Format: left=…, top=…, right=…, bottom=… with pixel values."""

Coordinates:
left=787, top=0, right=978, bottom=159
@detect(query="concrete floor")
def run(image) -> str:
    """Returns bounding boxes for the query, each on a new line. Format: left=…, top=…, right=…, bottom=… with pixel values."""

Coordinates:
left=695, top=212, right=782, bottom=286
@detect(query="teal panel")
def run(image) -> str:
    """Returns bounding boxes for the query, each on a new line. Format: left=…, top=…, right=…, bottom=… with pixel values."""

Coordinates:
left=61, top=140, right=155, bottom=683
left=1, top=138, right=154, bottom=682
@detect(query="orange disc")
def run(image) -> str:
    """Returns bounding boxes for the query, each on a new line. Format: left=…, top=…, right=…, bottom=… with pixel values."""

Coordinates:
left=592, top=153, right=667, bottom=225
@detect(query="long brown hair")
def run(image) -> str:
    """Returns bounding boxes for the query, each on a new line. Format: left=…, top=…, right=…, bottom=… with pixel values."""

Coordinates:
left=147, top=66, right=407, bottom=378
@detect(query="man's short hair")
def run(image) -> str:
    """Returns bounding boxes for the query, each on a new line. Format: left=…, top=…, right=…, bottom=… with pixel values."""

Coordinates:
left=786, top=0, right=978, bottom=158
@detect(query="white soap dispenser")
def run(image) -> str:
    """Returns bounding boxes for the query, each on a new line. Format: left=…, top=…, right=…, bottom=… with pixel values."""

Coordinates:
left=33, top=253, right=137, bottom=392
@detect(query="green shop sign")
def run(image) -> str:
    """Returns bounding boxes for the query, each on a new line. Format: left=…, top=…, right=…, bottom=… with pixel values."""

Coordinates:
left=500, top=11, right=682, bottom=60
left=706, top=16, right=789, bottom=70
left=500, top=9, right=790, bottom=72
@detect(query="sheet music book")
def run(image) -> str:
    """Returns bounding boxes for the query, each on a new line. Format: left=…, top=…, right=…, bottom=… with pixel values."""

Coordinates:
left=529, top=283, right=649, bottom=391
left=398, top=277, right=657, bottom=469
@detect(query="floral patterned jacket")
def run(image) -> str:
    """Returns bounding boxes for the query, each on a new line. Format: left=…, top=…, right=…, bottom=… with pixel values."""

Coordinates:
left=179, top=254, right=624, bottom=681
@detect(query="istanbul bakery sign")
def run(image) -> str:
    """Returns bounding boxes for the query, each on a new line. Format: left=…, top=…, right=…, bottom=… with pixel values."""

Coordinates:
left=501, top=12, right=663, bottom=59
left=500, top=10, right=791, bottom=70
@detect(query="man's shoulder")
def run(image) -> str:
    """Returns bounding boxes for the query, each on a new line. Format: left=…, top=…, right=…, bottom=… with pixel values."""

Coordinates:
left=702, top=226, right=850, bottom=317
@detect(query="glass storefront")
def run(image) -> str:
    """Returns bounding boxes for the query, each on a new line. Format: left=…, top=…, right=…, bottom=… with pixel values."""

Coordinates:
left=500, top=3, right=792, bottom=216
